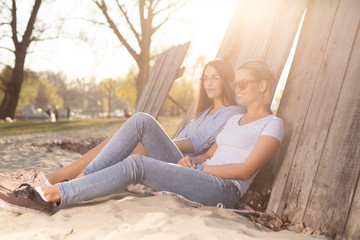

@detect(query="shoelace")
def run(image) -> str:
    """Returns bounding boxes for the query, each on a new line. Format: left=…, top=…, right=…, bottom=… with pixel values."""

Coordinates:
left=13, top=183, right=36, bottom=199
left=8, top=170, right=38, bottom=182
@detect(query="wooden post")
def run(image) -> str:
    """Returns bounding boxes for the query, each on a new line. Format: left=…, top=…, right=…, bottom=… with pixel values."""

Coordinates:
left=135, top=42, right=190, bottom=118
left=166, top=95, right=187, bottom=114
left=343, top=175, right=360, bottom=239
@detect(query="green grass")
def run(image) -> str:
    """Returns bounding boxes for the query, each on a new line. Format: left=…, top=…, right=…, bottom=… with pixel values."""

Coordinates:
left=0, top=116, right=184, bottom=137
left=158, top=115, right=184, bottom=138
left=0, top=118, right=126, bottom=137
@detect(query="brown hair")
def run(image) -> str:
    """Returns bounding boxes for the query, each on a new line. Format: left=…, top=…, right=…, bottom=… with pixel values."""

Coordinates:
left=237, top=60, right=276, bottom=112
left=194, top=58, right=237, bottom=118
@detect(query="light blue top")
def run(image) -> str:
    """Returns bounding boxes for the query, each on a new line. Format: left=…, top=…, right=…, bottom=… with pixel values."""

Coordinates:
left=174, top=105, right=245, bottom=157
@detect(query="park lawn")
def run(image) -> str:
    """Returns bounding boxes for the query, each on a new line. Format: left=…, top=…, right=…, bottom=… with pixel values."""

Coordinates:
left=0, top=116, right=183, bottom=138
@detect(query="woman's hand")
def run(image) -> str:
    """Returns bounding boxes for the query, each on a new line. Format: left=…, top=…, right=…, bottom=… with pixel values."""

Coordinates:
left=177, top=156, right=196, bottom=168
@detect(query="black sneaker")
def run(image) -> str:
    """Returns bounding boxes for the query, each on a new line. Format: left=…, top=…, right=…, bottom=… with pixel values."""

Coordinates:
left=0, top=184, right=54, bottom=214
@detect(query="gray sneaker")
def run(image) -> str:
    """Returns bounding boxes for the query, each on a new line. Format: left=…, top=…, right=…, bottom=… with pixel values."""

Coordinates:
left=0, top=184, right=54, bottom=214
left=0, top=170, right=47, bottom=191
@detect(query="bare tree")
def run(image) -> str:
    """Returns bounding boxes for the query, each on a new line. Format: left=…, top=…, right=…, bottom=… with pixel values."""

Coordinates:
left=101, top=78, right=117, bottom=118
left=93, top=0, right=185, bottom=101
left=0, top=0, right=42, bottom=119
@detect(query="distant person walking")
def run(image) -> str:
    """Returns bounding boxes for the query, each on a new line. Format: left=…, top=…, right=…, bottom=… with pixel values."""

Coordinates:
left=54, top=106, right=59, bottom=121
left=124, top=107, right=132, bottom=118
left=66, top=106, right=71, bottom=120
left=45, top=106, right=51, bottom=121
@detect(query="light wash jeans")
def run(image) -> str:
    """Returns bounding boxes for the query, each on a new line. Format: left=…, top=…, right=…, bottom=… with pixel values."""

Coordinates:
left=56, top=113, right=241, bottom=208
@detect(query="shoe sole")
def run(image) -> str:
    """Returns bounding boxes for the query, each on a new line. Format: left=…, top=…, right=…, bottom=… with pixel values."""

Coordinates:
left=0, top=198, right=53, bottom=215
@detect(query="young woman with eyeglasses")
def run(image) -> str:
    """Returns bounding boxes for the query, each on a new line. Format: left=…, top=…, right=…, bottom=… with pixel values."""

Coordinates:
left=0, top=60, right=283, bottom=214
left=0, top=59, right=244, bottom=191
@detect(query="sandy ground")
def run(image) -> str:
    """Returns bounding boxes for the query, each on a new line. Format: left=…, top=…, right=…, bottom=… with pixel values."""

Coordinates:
left=0, top=127, right=331, bottom=240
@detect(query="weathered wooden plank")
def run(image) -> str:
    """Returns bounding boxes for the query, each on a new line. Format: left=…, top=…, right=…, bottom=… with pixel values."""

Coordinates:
left=268, top=1, right=360, bottom=234
left=147, top=45, right=187, bottom=114
left=267, top=0, right=341, bottom=215
left=302, top=5, right=360, bottom=235
left=282, top=0, right=359, bottom=224
left=135, top=50, right=167, bottom=113
left=136, top=42, right=190, bottom=116
left=140, top=51, right=168, bottom=113
left=216, top=0, right=307, bottom=79
left=343, top=169, right=360, bottom=240
left=135, top=42, right=190, bottom=118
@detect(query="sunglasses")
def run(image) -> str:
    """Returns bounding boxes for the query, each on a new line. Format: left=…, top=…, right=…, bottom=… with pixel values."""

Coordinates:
left=230, top=79, right=260, bottom=91
left=200, top=75, right=220, bottom=83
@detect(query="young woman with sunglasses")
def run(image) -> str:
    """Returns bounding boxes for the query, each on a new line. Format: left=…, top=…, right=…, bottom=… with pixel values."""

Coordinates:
left=0, top=59, right=244, bottom=191
left=0, top=60, right=283, bottom=213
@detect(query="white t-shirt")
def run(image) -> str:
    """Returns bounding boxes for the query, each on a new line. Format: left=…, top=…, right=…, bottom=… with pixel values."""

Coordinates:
left=203, top=113, right=284, bottom=194
left=174, top=105, right=244, bottom=157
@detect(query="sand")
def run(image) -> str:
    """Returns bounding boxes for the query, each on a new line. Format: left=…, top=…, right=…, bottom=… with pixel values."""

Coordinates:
left=0, top=127, right=331, bottom=240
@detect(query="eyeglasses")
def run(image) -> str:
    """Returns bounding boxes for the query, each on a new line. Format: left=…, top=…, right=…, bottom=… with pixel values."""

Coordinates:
left=230, top=79, right=260, bottom=91
left=200, top=75, right=220, bottom=83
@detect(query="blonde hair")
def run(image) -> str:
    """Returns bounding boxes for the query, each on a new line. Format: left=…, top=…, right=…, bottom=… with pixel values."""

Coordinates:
left=237, top=60, right=276, bottom=111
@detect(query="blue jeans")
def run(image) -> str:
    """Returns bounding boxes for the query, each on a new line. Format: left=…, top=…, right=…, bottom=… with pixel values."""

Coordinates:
left=56, top=113, right=241, bottom=208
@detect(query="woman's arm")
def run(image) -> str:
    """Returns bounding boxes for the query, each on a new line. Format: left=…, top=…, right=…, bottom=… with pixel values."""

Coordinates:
left=174, top=106, right=242, bottom=155
left=203, top=136, right=280, bottom=180
left=173, top=138, right=195, bottom=154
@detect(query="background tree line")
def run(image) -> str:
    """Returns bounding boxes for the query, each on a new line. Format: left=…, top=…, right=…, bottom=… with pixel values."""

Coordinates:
left=0, top=0, right=189, bottom=119
left=0, top=65, right=195, bottom=118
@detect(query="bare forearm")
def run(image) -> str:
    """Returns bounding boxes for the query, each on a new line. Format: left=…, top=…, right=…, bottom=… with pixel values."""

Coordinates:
left=174, top=138, right=195, bottom=153
left=202, top=163, right=253, bottom=180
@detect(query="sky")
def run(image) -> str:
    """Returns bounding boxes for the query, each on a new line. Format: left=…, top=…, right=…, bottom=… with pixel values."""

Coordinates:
left=2, top=0, right=239, bottom=82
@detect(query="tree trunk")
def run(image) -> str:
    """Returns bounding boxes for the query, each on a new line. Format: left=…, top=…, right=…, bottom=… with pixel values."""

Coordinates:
left=0, top=84, right=21, bottom=119
left=0, top=53, right=25, bottom=119
left=108, top=92, right=111, bottom=119
left=0, top=0, right=42, bottom=119
left=136, top=59, right=149, bottom=102
left=136, top=45, right=150, bottom=103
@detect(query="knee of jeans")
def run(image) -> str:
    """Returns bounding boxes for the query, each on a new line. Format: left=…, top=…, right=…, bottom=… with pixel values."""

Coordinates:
left=131, top=112, right=150, bottom=120
left=123, top=154, right=148, bottom=178
left=123, top=154, right=147, bottom=168
left=131, top=112, right=155, bottom=123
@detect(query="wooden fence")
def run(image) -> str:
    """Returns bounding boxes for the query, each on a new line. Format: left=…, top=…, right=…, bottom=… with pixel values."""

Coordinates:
left=266, top=1, right=360, bottom=239
left=209, top=0, right=360, bottom=238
